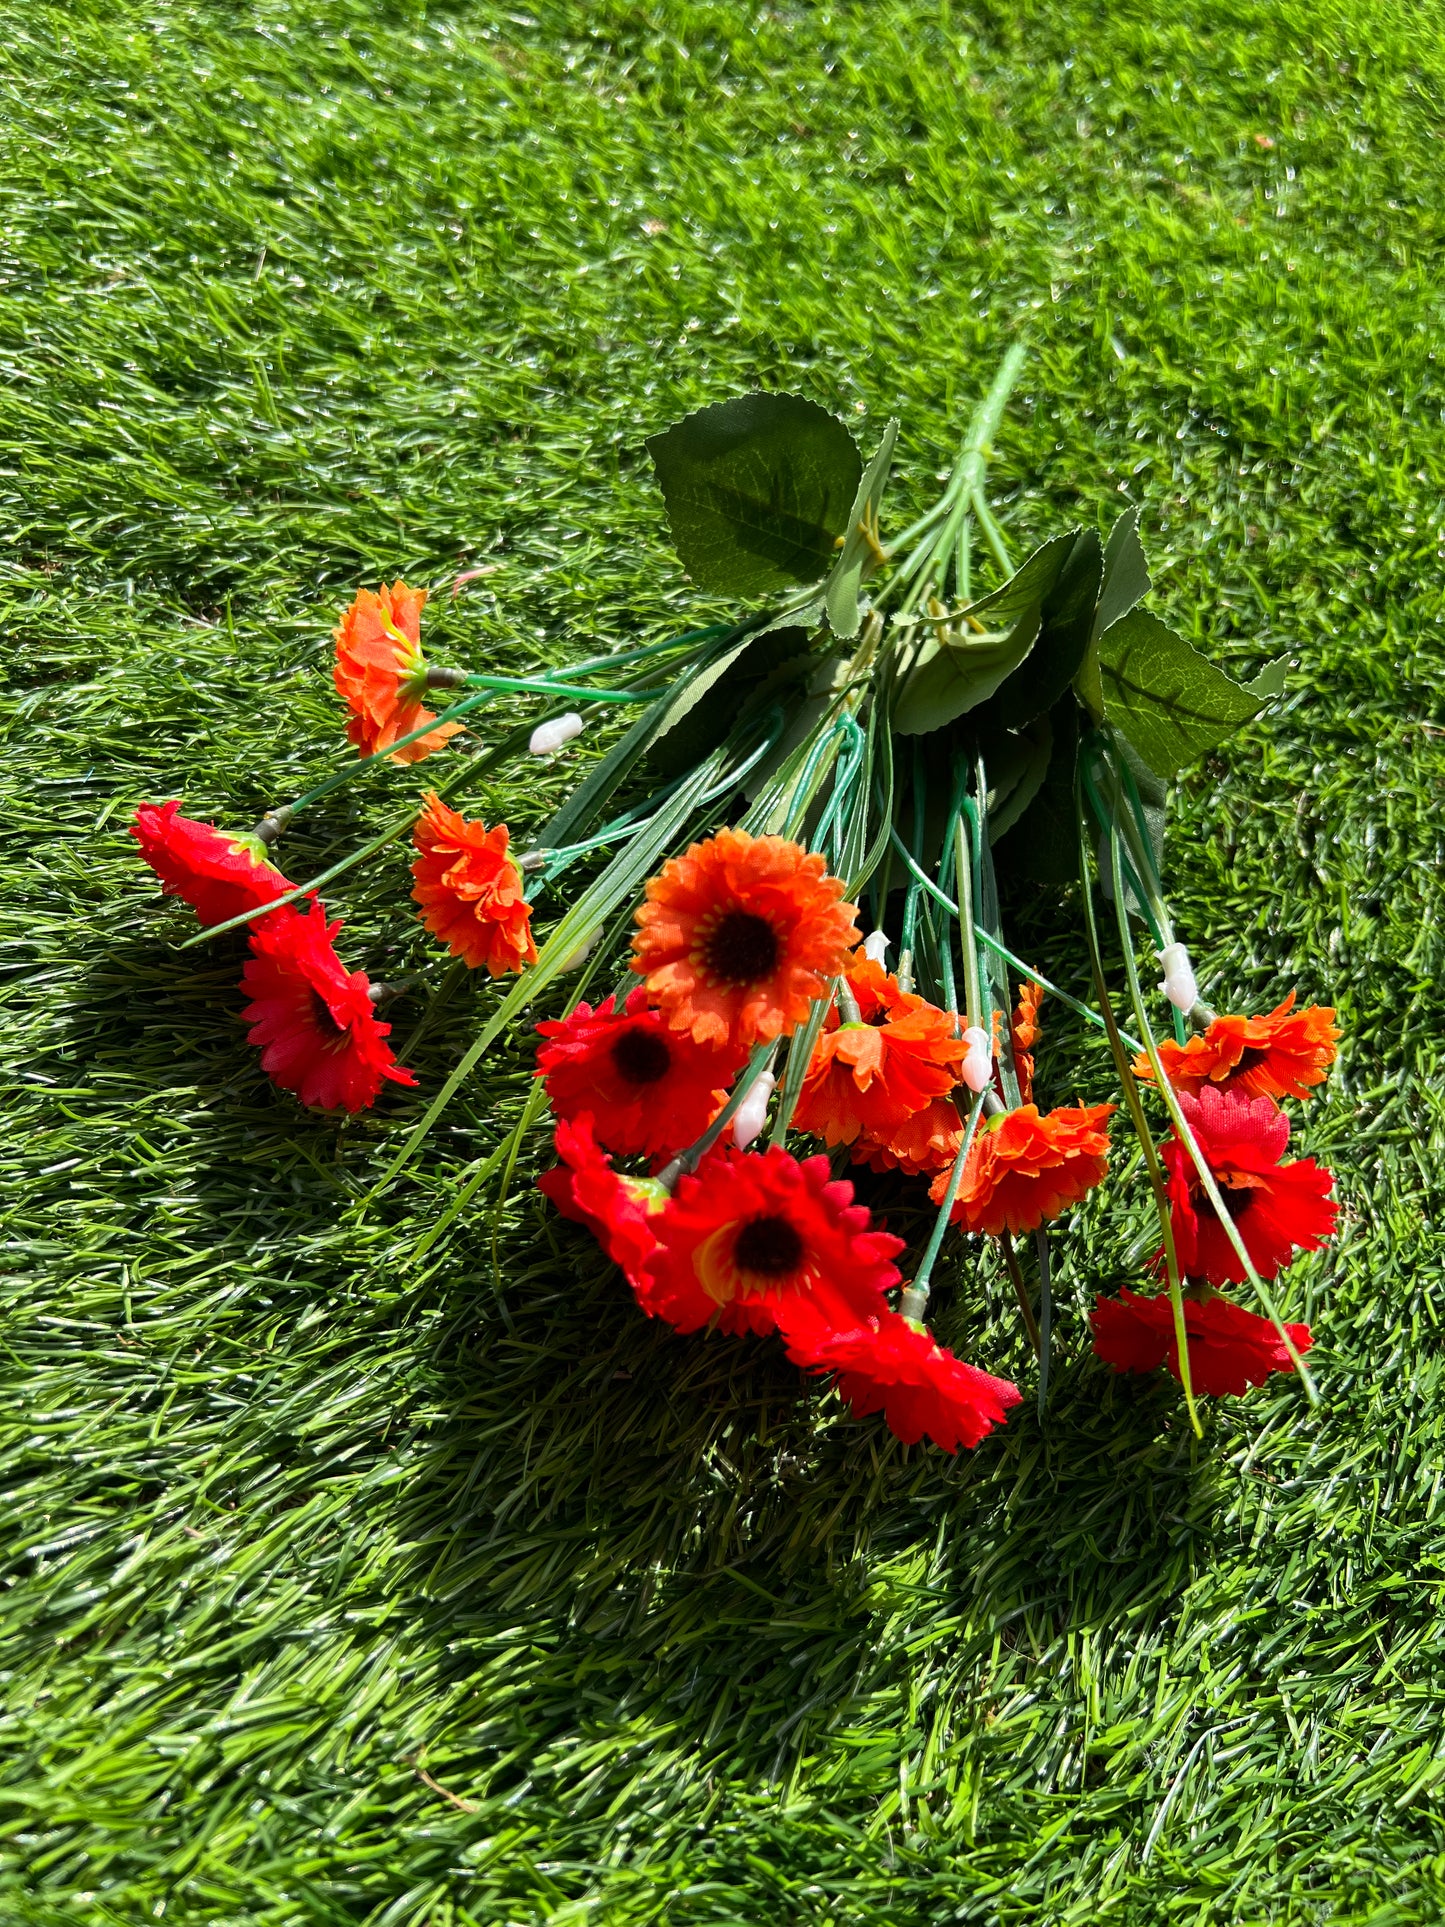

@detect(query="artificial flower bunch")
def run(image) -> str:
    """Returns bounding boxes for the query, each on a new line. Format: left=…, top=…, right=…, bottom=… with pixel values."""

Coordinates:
left=131, top=354, right=1341, bottom=1447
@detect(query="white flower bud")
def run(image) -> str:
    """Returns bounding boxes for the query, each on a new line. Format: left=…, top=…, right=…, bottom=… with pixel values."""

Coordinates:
left=1157, top=942, right=1198, bottom=1013
left=529, top=711, right=584, bottom=756
left=960, top=1024, right=993, bottom=1093
left=559, top=929, right=600, bottom=971
left=731, top=1068, right=776, bottom=1151
left=862, top=929, right=890, bottom=966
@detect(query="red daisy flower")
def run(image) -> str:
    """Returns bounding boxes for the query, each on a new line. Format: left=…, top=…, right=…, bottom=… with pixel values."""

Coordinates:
left=1091, top=1287, right=1312, bottom=1398
left=535, top=988, right=746, bottom=1161
left=638, top=1143, right=903, bottom=1341
left=131, top=800, right=294, bottom=928
left=794, top=953, right=966, bottom=1148
left=1163, top=1086, right=1336, bottom=1286
left=789, top=1309, right=1022, bottom=1452
left=333, top=581, right=462, bottom=763
left=239, top=902, right=417, bottom=1112
left=931, top=1102, right=1115, bottom=1236
left=536, top=1114, right=669, bottom=1292
left=411, top=793, right=537, bottom=977
left=632, top=828, right=860, bottom=1049
left=1134, top=991, right=1338, bottom=1102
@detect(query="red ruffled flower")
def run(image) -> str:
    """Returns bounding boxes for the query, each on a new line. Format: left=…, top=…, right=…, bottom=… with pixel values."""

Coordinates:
left=931, top=1102, right=1115, bottom=1236
left=537, top=1114, right=669, bottom=1292
left=1163, top=1086, right=1336, bottom=1286
left=333, top=581, right=462, bottom=763
left=1135, top=991, right=1338, bottom=1102
left=411, top=793, right=537, bottom=976
left=795, top=954, right=966, bottom=1149
left=535, top=988, right=745, bottom=1161
left=789, top=1309, right=1021, bottom=1452
left=1092, top=1287, right=1312, bottom=1398
left=239, top=902, right=416, bottom=1111
left=638, top=1143, right=902, bottom=1341
left=131, top=800, right=293, bottom=928
left=633, top=828, right=860, bottom=1049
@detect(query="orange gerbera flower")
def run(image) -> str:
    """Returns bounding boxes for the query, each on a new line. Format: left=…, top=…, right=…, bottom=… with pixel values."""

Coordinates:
left=1133, top=991, right=1338, bottom=1102
left=931, top=1101, right=1115, bottom=1236
left=411, top=793, right=537, bottom=976
left=333, top=581, right=462, bottom=763
left=795, top=953, right=965, bottom=1148
left=632, top=829, right=860, bottom=1049
left=1012, top=981, right=1044, bottom=1104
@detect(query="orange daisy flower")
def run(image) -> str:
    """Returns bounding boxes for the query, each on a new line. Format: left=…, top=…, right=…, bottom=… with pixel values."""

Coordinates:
left=333, top=580, right=462, bottom=763
left=411, top=793, right=537, bottom=976
left=1012, top=981, right=1044, bottom=1104
left=1133, top=991, right=1338, bottom=1103
left=638, top=1143, right=902, bottom=1343
left=795, top=952, right=965, bottom=1148
left=931, top=1101, right=1115, bottom=1237
left=632, top=828, right=860, bottom=1049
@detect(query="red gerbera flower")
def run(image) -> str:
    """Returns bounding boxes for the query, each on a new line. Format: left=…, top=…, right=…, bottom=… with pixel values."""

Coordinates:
left=1134, top=991, right=1338, bottom=1102
left=535, top=988, right=745, bottom=1161
left=1091, top=1287, right=1312, bottom=1398
left=789, top=1309, right=1022, bottom=1452
left=333, top=581, right=463, bottom=763
left=411, top=793, right=537, bottom=976
left=1162, top=1086, right=1336, bottom=1286
left=931, top=1101, right=1115, bottom=1236
left=632, top=828, right=860, bottom=1049
left=638, top=1143, right=902, bottom=1341
left=537, top=1113, right=669, bottom=1292
left=131, top=800, right=294, bottom=928
left=239, top=902, right=417, bottom=1111
left=795, top=953, right=966, bottom=1148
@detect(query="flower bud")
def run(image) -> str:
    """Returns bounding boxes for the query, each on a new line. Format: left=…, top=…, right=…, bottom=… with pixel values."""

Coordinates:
left=559, top=928, right=600, bottom=971
left=862, top=929, right=890, bottom=966
left=1157, top=942, right=1198, bottom=1013
left=731, top=1068, right=776, bottom=1151
left=529, top=712, right=584, bottom=756
left=960, top=1024, right=993, bottom=1093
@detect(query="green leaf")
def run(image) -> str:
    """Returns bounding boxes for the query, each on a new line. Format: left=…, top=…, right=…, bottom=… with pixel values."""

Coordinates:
left=987, top=713, right=1054, bottom=842
left=646, top=626, right=816, bottom=779
left=823, top=417, right=898, bottom=640
left=976, top=527, right=1101, bottom=733
left=1096, top=609, right=1269, bottom=775
left=1076, top=508, right=1150, bottom=721
left=992, top=698, right=1080, bottom=885
left=647, top=393, right=862, bottom=597
left=892, top=532, right=1076, bottom=736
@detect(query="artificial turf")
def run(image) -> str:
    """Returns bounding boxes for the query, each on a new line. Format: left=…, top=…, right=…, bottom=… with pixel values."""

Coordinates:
left=3, top=1, right=1444, bottom=1921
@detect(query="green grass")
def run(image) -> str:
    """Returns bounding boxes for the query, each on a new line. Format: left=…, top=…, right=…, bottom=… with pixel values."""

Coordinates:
left=3, top=1, right=1445, bottom=1921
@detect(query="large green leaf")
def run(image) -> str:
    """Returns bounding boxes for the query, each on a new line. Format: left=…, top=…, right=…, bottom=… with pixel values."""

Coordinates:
left=987, top=713, right=1055, bottom=841
left=976, top=527, right=1101, bottom=733
left=1076, top=508, right=1151, bottom=721
left=647, top=393, right=862, bottom=597
left=892, top=532, right=1077, bottom=736
left=645, top=625, right=816, bottom=779
left=824, top=417, right=898, bottom=640
left=1096, top=609, right=1271, bottom=775
left=992, top=698, right=1080, bottom=885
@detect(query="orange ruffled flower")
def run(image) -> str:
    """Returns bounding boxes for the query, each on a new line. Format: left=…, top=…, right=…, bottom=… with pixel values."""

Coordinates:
left=855, top=1096, right=964, bottom=1177
left=333, top=581, right=462, bottom=763
left=411, top=793, right=537, bottom=976
left=633, top=828, right=860, bottom=1049
left=1133, top=991, right=1338, bottom=1103
left=1012, top=981, right=1044, bottom=1105
left=796, top=954, right=966, bottom=1148
left=931, top=1101, right=1115, bottom=1236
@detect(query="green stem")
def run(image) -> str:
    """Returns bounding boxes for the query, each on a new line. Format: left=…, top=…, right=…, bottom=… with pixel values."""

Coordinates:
left=1000, top=1229, right=1043, bottom=1358
left=459, top=672, right=654, bottom=704
left=897, top=1088, right=986, bottom=1321
left=656, top=1040, right=777, bottom=1188
left=278, top=686, right=499, bottom=821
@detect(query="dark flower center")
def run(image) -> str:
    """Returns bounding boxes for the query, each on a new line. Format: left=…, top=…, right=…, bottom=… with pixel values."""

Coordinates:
left=733, top=1214, right=805, bottom=1277
left=310, top=990, right=350, bottom=1043
left=610, top=1026, right=673, bottom=1086
left=1196, top=1174, right=1255, bottom=1223
left=705, top=909, right=780, bottom=986
left=1233, top=1046, right=1272, bottom=1074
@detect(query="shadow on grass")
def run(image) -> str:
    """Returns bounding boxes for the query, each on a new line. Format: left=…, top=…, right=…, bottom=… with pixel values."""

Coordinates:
left=388, top=1206, right=1224, bottom=1790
